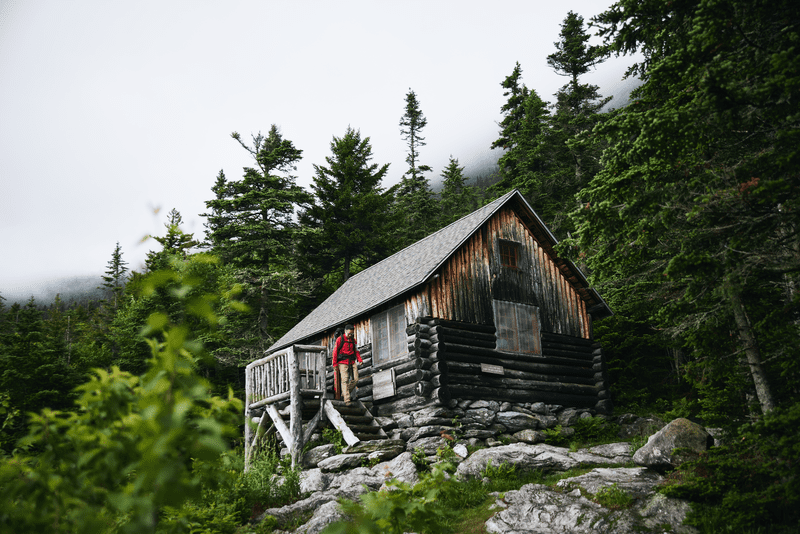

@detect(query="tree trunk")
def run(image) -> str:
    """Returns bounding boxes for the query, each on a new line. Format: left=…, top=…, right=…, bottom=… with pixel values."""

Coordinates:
left=343, top=254, right=351, bottom=283
left=724, top=277, right=775, bottom=413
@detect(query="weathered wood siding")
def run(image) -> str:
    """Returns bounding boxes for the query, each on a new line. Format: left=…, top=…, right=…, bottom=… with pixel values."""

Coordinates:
left=428, top=206, right=591, bottom=339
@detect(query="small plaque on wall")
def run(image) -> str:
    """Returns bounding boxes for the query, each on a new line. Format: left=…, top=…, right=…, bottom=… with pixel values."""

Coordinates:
left=481, top=363, right=504, bottom=375
left=372, top=368, right=396, bottom=400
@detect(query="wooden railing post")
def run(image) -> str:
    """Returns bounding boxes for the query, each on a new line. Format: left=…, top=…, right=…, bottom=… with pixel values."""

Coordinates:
left=287, top=346, right=303, bottom=468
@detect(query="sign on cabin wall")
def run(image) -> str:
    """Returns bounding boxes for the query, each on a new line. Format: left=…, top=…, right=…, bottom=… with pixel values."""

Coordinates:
left=481, top=363, right=504, bottom=375
left=372, top=368, right=396, bottom=400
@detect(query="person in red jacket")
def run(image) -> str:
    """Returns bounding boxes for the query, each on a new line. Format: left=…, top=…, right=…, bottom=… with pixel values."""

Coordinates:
left=332, top=324, right=362, bottom=403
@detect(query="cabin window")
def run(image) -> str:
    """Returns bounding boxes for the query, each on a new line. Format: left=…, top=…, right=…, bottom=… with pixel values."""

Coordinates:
left=493, top=299, right=542, bottom=354
left=371, top=304, right=407, bottom=365
left=499, top=240, right=519, bottom=268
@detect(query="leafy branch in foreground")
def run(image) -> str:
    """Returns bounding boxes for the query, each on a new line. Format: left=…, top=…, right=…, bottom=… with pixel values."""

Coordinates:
left=0, top=262, right=242, bottom=534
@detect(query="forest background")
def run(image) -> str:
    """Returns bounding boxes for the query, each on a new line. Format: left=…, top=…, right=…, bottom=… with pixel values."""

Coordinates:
left=1, top=1, right=798, bottom=533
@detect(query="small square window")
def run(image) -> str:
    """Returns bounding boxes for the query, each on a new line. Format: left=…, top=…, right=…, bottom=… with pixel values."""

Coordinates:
left=500, top=240, right=519, bottom=268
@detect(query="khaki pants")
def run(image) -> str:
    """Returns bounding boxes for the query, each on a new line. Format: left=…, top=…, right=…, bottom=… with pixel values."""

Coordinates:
left=337, top=363, right=359, bottom=402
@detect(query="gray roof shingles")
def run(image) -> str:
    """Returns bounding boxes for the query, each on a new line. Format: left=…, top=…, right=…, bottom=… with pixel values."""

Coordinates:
left=268, top=190, right=518, bottom=352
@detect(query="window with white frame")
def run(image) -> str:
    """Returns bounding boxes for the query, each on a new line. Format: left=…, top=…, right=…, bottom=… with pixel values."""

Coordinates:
left=371, top=304, right=407, bottom=364
left=493, top=299, right=542, bottom=354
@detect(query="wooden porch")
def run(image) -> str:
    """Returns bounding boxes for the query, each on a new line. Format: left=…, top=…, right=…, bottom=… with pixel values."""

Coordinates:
left=244, top=344, right=386, bottom=470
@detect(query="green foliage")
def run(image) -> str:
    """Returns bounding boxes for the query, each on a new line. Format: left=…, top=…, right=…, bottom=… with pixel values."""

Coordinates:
left=592, top=483, right=633, bottom=510
left=322, top=463, right=460, bottom=534
left=571, top=417, right=620, bottom=444
left=322, top=427, right=345, bottom=455
left=660, top=402, right=800, bottom=532
left=438, top=156, right=478, bottom=228
left=0, top=265, right=243, bottom=534
left=411, top=446, right=428, bottom=470
left=300, top=126, right=394, bottom=286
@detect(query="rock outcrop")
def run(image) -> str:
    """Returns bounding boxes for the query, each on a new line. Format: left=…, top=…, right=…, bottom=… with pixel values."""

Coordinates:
left=261, top=417, right=705, bottom=534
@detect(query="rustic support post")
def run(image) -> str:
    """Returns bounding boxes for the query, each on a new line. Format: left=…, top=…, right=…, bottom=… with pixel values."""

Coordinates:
left=287, top=346, right=303, bottom=468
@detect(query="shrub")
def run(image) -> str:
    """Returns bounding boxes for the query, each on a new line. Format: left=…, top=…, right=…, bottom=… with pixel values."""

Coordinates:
left=660, top=402, right=800, bottom=532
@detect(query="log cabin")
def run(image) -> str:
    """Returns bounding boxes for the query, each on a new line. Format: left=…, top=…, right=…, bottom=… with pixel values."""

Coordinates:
left=244, top=189, right=613, bottom=466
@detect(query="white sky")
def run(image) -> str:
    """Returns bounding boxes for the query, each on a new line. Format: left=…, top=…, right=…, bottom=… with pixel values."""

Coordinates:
left=0, top=0, right=633, bottom=298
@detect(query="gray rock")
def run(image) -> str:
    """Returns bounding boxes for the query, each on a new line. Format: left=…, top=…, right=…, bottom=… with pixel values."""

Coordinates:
left=579, top=411, right=593, bottom=420
left=511, top=404, right=537, bottom=416
left=374, top=416, right=397, bottom=431
left=317, top=453, right=366, bottom=472
left=469, top=400, right=500, bottom=411
left=391, top=413, right=414, bottom=428
left=529, top=402, right=548, bottom=414
left=412, top=425, right=456, bottom=440
left=453, top=443, right=469, bottom=458
left=533, top=414, right=559, bottom=429
left=485, top=483, right=622, bottom=533
left=302, top=444, right=339, bottom=468
left=567, top=450, right=627, bottom=467
left=486, top=437, right=503, bottom=447
left=406, top=435, right=446, bottom=455
left=639, top=493, right=698, bottom=534
left=299, top=468, right=331, bottom=493
left=344, top=439, right=405, bottom=455
left=328, top=466, right=385, bottom=492
left=513, top=429, right=547, bottom=444
left=456, top=443, right=579, bottom=478
left=457, top=399, right=473, bottom=409
left=461, top=428, right=496, bottom=439
left=410, top=406, right=454, bottom=426
left=558, top=407, right=581, bottom=426
left=588, top=442, right=633, bottom=461
left=375, top=451, right=420, bottom=488
left=495, top=411, right=539, bottom=432
left=634, top=418, right=713, bottom=471
left=499, top=402, right=513, bottom=411
left=291, top=500, right=345, bottom=534
left=463, top=407, right=496, bottom=426
left=486, top=471, right=697, bottom=534
left=498, top=433, right=519, bottom=444
left=557, top=467, right=664, bottom=499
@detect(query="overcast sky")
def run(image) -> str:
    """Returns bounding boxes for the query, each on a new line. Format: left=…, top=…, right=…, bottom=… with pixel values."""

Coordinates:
left=0, top=0, right=633, bottom=300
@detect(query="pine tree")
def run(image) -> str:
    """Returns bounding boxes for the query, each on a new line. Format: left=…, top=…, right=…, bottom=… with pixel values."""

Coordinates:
left=201, top=125, right=312, bottom=345
left=146, top=209, right=200, bottom=271
left=439, top=156, right=478, bottom=227
left=99, top=242, right=128, bottom=313
left=537, top=11, right=610, bottom=236
left=396, top=89, right=437, bottom=246
left=301, top=127, right=392, bottom=285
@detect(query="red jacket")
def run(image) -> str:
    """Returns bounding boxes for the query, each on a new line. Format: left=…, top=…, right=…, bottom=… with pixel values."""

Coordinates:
left=332, top=334, right=362, bottom=365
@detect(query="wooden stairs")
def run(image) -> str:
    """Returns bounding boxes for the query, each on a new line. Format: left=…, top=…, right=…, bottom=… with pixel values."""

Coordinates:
left=245, top=344, right=387, bottom=470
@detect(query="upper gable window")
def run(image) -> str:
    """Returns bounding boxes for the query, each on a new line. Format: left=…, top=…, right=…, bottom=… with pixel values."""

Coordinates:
left=371, top=304, right=407, bottom=365
left=499, top=240, right=520, bottom=268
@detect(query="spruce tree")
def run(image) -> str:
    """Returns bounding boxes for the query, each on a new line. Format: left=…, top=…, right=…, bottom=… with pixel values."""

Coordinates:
left=99, top=242, right=128, bottom=313
left=301, top=127, right=392, bottom=286
left=543, top=10, right=610, bottom=235
left=202, top=125, right=311, bottom=346
left=439, top=156, right=478, bottom=227
left=145, top=209, right=200, bottom=271
left=396, top=89, right=437, bottom=246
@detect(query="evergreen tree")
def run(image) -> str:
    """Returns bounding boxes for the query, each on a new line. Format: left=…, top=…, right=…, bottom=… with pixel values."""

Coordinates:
left=439, top=156, right=478, bottom=227
left=99, top=242, right=128, bottom=313
left=301, top=127, right=392, bottom=285
left=541, top=11, right=610, bottom=236
left=145, top=209, right=200, bottom=271
left=202, top=125, right=312, bottom=346
left=573, top=0, right=800, bottom=418
left=396, top=89, right=437, bottom=246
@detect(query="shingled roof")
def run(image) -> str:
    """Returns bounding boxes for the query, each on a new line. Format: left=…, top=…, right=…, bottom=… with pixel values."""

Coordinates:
left=267, top=189, right=610, bottom=353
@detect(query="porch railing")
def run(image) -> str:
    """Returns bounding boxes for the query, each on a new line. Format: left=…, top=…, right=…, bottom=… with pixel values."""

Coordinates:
left=244, top=344, right=327, bottom=468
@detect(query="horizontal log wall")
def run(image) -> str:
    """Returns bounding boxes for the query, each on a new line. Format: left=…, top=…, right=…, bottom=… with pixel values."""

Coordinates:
left=413, top=319, right=605, bottom=410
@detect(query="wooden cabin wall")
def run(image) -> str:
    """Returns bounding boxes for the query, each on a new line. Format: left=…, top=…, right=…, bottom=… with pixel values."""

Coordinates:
left=428, top=206, right=592, bottom=339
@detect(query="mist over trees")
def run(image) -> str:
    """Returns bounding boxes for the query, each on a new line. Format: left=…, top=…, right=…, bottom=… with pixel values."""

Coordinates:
left=2, top=1, right=799, bottom=531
